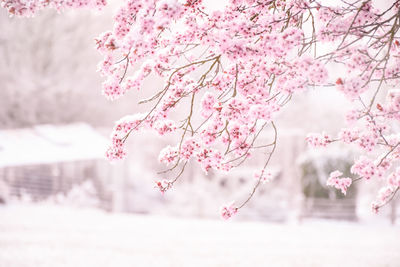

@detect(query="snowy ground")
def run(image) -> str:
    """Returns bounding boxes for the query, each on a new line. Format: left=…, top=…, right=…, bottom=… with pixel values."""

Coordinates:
left=0, top=204, right=399, bottom=267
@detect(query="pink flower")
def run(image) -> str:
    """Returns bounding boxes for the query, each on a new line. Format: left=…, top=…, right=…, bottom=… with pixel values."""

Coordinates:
left=220, top=202, right=237, bottom=220
left=357, top=133, right=378, bottom=152
left=155, top=179, right=173, bottom=194
left=371, top=202, right=380, bottom=214
left=180, top=138, right=200, bottom=160
left=154, top=120, right=177, bottom=136
left=102, top=78, right=125, bottom=101
left=158, top=145, right=179, bottom=165
left=388, top=168, right=400, bottom=187
left=351, top=157, right=376, bottom=180
left=338, top=128, right=359, bottom=144
left=387, top=90, right=400, bottom=113
left=254, top=170, right=274, bottom=184
left=326, top=171, right=352, bottom=195
left=336, top=76, right=369, bottom=100
left=377, top=186, right=395, bottom=204
left=105, top=138, right=127, bottom=161
left=306, top=132, right=333, bottom=147
left=200, top=92, right=216, bottom=118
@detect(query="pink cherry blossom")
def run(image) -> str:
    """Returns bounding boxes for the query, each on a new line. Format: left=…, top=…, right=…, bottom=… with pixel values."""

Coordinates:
left=351, top=157, right=376, bottom=180
left=220, top=202, right=237, bottom=220
left=326, top=171, right=352, bottom=195
left=155, top=179, right=173, bottom=194
left=254, top=170, right=274, bottom=184
left=306, top=132, right=333, bottom=148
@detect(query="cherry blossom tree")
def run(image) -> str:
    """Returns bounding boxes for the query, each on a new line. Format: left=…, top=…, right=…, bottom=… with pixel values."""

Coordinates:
left=2, top=0, right=400, bottom=219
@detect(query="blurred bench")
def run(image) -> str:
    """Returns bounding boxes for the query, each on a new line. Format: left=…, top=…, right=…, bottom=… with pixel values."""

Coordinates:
left=299, top=198, right=357, bottom=221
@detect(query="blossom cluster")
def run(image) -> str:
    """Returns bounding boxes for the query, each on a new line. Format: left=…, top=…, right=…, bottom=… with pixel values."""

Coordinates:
left=326, top=171, right=352, bottom=195
left=220, top=202, right=237, bottom=220
left=155, top=179, right=173, bottom=194
left=306, top=132, right=333, bottom=147
left=106, top=113, right=146, bottom=161
left=254, top=170, right=274, bottom=184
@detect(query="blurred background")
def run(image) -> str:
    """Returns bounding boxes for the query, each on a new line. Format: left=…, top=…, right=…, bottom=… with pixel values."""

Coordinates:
left=0, top=4, right=399, bottom=267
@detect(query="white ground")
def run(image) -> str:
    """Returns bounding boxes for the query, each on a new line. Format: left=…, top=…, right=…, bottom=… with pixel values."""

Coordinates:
left=0, top=204, right=399, bottom=267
